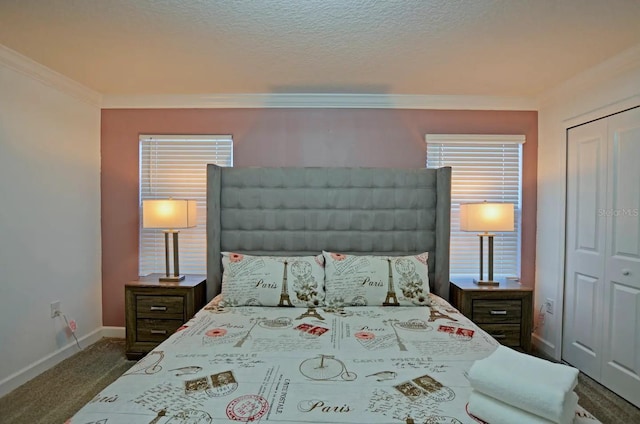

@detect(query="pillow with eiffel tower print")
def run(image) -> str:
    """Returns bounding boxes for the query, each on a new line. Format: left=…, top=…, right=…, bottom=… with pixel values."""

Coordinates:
left=220, top=252, right=326, bottom=307
left=323, top=251, right=430, bottom=307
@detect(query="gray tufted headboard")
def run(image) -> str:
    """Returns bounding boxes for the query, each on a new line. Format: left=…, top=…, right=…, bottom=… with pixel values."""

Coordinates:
left=207, top=166, right=451, bottom=300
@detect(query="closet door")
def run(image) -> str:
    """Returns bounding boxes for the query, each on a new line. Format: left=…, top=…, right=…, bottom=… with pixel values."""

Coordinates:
left=563, top=119, right=608, bottom=379
left=601, top=107, right=640, bottom=407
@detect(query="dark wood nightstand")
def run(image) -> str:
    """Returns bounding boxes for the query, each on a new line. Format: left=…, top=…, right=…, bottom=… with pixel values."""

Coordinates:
left=125, top=274, right=206, bottom=359
left=450, top=278, right=533, bottom=352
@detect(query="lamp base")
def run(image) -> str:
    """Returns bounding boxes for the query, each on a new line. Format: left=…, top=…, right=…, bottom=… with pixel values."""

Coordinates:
left=159, top=275, right=185, bottom=283
left=473, top=279, right=500, bottom=287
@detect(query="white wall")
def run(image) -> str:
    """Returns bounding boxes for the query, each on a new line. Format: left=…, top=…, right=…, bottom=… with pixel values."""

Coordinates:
left=0, top=46, right=102, bottom=396
left=534, top=43, right=640, bottom=359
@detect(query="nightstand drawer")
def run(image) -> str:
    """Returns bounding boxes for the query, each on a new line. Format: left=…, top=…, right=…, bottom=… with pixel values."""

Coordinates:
left=136, top=295, right=184, bottom=319
left=136, top=319, right=183, bottom=342
left=126, top=274, right=206, bottom=359
left=450, top=279, right=533, bottom=352
left=479, top=324, right=521, bottom=347
left=473, top=300, right=521, bottom=324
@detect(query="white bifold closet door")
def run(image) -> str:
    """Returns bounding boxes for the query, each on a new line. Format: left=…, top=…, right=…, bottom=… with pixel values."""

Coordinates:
left=564, top=106, right=640, bottom=408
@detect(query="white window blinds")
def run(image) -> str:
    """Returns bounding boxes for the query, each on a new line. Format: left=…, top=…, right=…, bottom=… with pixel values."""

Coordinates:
left=426, top=134, right=524, bottom=278
left=139, top=135, right=233, bottom=276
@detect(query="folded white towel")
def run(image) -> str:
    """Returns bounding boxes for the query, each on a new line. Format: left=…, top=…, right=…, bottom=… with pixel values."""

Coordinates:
left=468, top=390, right=579, bottom=424
left=468, top=345, right=579, bottom=423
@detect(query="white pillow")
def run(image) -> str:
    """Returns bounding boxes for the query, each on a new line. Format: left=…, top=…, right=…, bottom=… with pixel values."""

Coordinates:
left=220, top=252, right=325, bottom=307
left=323, top=251, right=430, bottom=307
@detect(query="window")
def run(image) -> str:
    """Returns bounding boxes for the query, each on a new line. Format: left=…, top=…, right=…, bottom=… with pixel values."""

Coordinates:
left=139, top=134, right=233, bottom=276
left=426, top=134, right=524, bottom=278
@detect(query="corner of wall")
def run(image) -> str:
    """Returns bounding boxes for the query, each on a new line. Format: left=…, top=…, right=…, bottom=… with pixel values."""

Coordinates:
left=0, top=43, right=104, bottom=392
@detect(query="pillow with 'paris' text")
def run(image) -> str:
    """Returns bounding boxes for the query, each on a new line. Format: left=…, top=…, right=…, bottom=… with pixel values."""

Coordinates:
left=220, top=252, right=325, bottom=307
left=322, top=251, right=430, bottom=307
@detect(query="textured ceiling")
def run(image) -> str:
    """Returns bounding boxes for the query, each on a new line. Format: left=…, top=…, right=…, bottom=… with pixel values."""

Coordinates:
left=1, top=0, right=640, bottom=96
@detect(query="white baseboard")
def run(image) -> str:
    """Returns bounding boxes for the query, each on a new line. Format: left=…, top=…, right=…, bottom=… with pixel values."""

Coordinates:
left=532, top=333, right=558, bottom=360
left=101, top=326, right=126, bottom=339
left=0, top=326, right=126, bottom=398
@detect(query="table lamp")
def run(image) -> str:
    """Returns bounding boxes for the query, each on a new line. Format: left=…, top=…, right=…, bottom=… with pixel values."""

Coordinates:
left=460, top=201, right=514, bottom=286
left=143, top=199, right=197, bottom=282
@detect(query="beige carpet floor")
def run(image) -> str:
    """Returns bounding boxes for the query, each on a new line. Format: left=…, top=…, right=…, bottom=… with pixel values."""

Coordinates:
left=573, top=372, right=640, bottom=424
left=0, top=338, right=135, bottom=424
left=0, top=338, right=638, bottom=423
left=530, top=348, right=640, bottom=424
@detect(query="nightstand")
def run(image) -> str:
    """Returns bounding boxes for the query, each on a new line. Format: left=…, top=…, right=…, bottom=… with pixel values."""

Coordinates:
left=449, top=278, right=533, bottom=352
left=125, top=274, right=206, bottom=359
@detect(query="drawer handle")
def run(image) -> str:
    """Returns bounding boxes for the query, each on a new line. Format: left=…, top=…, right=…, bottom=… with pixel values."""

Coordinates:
left=490, top=310, right=507, bottom=315
left=491, top=334, right=506, bottom=339
left=150, top=329, right=167, bottom=335
left=150, top=306, right=168, bottom=311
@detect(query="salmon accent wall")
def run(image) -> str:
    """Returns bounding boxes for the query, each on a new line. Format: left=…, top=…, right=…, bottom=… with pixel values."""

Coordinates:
left=101, top=108, right=538, bottom=326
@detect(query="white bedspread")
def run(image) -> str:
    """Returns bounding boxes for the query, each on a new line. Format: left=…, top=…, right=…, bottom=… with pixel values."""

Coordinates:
left=70, top=295, right=600, bottom=424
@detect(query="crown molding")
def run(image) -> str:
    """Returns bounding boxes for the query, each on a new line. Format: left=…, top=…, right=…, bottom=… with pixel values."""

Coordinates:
left=0, top=43, right=539, bottom=111
left=101, top=93, right=536, bottom=110
left=537, top=42, right=640, bottom=108
left=0, top=44, right=102, bottom=107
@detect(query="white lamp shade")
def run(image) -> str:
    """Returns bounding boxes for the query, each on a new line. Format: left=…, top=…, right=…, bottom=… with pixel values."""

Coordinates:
left=460, top=202, right=514, bottom=232
left=143, top=199, right=197, bottom=229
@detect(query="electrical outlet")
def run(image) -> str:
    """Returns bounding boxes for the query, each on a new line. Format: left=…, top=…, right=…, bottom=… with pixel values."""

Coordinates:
left=545, top=298, right=554, bottom=315
left=51, top=301, right=61, bottom=318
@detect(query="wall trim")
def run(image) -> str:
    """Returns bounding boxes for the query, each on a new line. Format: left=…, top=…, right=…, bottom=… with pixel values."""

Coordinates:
left=101, top=93, right=537, bottom=110
left=563, top=95, right=640, bottom=128
left=538, top=42, right=640, bottom=108
left=0, top=44, right=538, bottom=111
left=101, top=326, right=126, bottom=339
left=532, top=333, right=557, bottom=360
left=0, top=44, right=102, bottom=107
left=0, top=326, right=126, bottom=398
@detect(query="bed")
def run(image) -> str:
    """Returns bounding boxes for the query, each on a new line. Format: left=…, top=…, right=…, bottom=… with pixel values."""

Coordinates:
left=70, top=166, right=599, bottom=424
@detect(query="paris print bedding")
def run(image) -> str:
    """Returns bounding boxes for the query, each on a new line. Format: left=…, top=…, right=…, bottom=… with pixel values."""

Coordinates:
left=69, top=295, right=600, bottom=424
